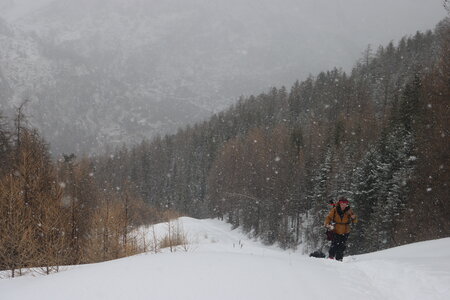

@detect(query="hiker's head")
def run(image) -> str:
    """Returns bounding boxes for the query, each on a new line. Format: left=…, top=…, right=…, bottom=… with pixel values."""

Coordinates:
left=338, top=197, right=349, bottom=209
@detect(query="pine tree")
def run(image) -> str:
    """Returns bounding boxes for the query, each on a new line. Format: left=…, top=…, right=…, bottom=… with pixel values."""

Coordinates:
left=304, top=147, right=333, bottom=253
left=350, top=147, right=382, bottom=253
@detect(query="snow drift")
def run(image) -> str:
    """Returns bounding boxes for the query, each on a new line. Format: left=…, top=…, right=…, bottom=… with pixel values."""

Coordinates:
left=1, top=217, right=449, bottom=300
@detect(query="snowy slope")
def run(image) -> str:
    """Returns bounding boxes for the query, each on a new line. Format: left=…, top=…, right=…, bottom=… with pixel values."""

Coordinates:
left=1, top=217, right=449, bottom=300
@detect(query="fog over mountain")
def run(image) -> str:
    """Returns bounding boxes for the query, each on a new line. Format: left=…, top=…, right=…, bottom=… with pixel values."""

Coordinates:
left=0, top=0, right=446, bottom=154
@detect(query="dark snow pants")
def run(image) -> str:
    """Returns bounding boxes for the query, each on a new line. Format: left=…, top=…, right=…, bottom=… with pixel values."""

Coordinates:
left=329, top=233, right=349, bottom=261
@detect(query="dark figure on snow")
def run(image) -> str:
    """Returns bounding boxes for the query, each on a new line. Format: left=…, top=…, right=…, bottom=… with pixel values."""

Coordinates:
left=324, top=197, right=357, bottom=261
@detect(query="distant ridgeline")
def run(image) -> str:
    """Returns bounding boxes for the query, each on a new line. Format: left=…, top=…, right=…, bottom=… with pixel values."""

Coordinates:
left=1, top=20, right=448, bottom=260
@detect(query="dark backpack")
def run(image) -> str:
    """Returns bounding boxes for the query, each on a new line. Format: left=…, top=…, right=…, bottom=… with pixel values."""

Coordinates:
left=309, top=250, right=326, bottom=258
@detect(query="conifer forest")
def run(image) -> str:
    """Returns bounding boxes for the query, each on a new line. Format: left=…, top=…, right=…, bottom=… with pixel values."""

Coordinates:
left=0, top=15, right=449, bottom=274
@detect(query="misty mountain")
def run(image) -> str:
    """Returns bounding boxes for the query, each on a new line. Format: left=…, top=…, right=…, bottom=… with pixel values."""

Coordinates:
left=0, top=0, right=446, bottom=154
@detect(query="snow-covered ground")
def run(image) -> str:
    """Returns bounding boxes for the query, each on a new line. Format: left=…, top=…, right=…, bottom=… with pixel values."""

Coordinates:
left=1, top=217, right=449, bottom=300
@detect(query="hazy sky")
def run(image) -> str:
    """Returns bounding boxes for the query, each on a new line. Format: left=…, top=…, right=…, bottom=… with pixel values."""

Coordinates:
left=1, top=0, right=446, bottom=28
left=1, top=0, right=446, bottom=72
left=1, top=0, right=446, bottom=94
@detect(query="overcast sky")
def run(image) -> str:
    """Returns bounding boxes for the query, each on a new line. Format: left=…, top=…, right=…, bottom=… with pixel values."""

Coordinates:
left=1, top=0, right=446, bottom=29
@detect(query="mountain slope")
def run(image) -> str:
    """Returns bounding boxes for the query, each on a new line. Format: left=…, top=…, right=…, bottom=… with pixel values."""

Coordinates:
left=1, top=217, right=449, bottom=300
left=0, top=0, right=446, bottom=154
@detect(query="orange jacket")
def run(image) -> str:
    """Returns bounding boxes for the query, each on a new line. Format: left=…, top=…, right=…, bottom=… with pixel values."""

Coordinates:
left=324, top=206, right=357, bottom=235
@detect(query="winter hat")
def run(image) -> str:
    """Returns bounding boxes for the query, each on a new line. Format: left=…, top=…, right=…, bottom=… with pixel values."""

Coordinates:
left=338, top=197, right=349, bottom=204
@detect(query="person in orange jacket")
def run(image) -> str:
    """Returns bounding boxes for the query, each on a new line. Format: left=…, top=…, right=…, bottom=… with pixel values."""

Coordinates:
left=324, top=197, right=357, bottom=261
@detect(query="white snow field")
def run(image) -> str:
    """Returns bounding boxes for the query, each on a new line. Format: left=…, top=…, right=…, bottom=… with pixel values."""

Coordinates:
left=1, top=217, right=449, bottom=300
